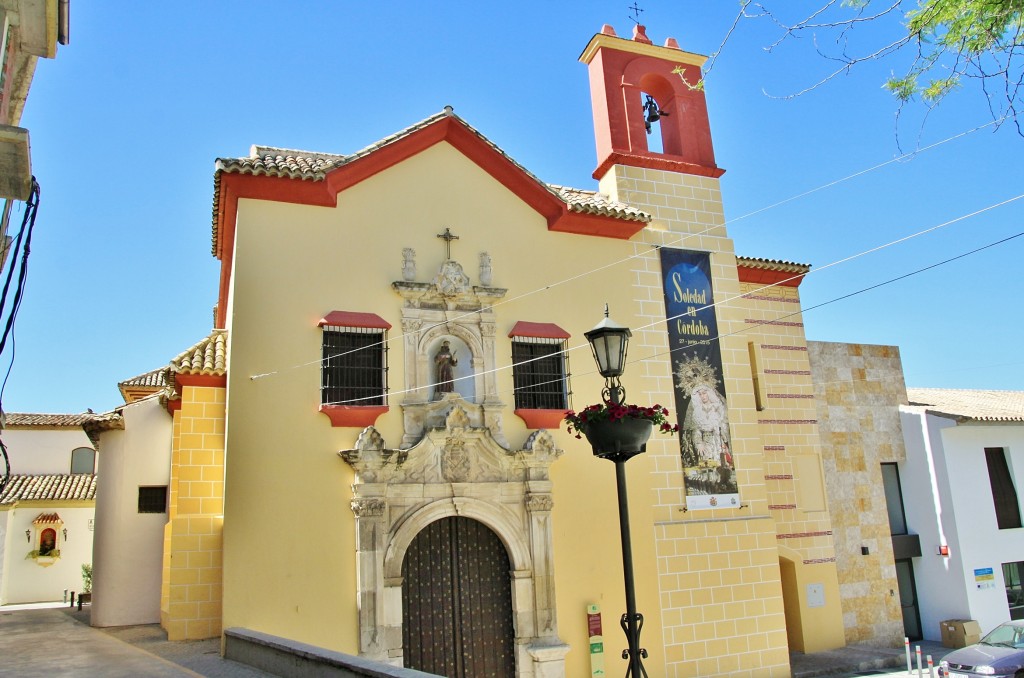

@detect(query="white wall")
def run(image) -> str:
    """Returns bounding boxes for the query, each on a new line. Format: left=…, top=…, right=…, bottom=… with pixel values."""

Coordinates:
left=91, top=396, right=172, bottom=626
left=0, top=509, right=10, bottom=603
left=901, top=407, right=1024, bottom=638
left=2, top=504, right=94, bottom=604
left=3, top=427, right=96, bottom=475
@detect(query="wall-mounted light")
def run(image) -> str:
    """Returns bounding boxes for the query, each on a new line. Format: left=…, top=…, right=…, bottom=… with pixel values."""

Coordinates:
left=938, top=545, right=950, bottom=556
left=25, top=529, right=31, bottom=543
left=62, top=528, right=68, bottom=541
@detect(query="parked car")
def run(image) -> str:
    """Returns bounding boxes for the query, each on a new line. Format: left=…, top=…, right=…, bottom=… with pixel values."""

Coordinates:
left=940, top=620, right=1024, bottom=677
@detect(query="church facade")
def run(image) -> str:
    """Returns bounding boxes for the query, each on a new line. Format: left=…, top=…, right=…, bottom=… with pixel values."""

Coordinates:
left=88, top=23, right=879, bottom=677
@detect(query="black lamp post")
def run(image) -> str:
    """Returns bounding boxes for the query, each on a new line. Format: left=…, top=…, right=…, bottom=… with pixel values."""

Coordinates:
left=584, top=309, right=649, bottom=678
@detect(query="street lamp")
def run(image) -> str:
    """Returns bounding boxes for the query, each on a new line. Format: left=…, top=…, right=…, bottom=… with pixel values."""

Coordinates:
left=584, top=309, right=649, bottom=677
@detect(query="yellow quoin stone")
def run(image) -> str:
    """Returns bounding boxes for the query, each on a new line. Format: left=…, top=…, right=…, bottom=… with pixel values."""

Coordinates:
left=161, top=382, right=225, bottom=641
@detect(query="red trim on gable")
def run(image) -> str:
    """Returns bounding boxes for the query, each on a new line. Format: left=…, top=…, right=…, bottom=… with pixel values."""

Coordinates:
left=319, top=405, right=388, bottom=428
left=167, top=399, right=182, bottom=415
left=737, top=266, right=805, bottom=288
left=174, top=374, right=228, bottom=392
left=213, top=116, right=649, bottom=326
left=508, top=321, right=571, bottom=339
left=319, top=311, right=392, bottom=329
left=593, top=151, right=725, bottom=182
left=515, top=409, right=568, bottom=430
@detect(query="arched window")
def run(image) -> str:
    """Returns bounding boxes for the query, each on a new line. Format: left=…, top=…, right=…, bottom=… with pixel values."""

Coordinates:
left=71, top=447, right=95, bottom=474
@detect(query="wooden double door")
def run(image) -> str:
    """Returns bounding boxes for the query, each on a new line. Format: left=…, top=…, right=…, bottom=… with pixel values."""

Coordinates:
left=402, top=517, right=516, bottom=677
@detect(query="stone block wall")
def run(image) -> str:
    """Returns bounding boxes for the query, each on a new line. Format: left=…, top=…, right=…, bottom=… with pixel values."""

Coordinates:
left=807, top=341, right=907, bottom=646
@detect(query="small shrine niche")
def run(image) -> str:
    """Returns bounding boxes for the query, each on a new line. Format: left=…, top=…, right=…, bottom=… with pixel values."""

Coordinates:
left=29, top=512, right=64, bottom=564
left=392, top=238, right=508, bottom=448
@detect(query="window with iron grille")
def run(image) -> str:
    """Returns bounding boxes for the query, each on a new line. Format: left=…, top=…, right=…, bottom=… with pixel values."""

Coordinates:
left=511, top=337, right=570, bottom=410
left=138, top=486, right=168, bottom=514
left=986, top=447, right=1022, bottom=530
left=321, top=326, right=388, bottom=407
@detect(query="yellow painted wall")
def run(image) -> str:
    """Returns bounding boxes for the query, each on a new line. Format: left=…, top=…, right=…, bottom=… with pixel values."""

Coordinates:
left=222, top=142, right=664, bottom=665
left=220, top=139, right=843, bottom=674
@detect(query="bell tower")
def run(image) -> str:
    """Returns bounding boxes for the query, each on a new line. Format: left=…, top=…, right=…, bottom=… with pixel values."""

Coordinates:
left=579, top=24, right=723, bottom=182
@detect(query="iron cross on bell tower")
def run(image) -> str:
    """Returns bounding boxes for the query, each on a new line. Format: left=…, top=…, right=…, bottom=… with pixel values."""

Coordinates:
left=436, top=227, right=459, bottom=260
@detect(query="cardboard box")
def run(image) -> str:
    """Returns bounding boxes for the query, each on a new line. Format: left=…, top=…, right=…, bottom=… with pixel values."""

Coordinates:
left=940, top=619, right=982, bottom=648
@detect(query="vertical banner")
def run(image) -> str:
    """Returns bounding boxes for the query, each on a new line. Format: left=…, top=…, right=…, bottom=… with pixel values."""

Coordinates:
left=659, top=248, right=739, bottom=510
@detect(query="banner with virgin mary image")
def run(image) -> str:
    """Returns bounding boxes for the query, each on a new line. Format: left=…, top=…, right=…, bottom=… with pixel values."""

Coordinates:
left=659, top=248, right=740, bottom=510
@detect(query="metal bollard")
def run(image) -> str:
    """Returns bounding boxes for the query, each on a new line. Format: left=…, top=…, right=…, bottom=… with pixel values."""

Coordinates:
left=916, top=645, right=923, bottom=677
left=927, top=654, right=935, bottom=678
left=69, top=591, right=75, bottom=608
left=905, top=637, right=912, bottom=674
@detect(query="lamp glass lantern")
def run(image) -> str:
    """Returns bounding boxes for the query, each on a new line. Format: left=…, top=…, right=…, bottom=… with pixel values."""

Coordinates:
left=584, top=315, right=632, bottom=379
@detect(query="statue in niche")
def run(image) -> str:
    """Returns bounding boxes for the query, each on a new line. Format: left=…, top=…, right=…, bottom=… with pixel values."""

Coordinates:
left=479, top=252, right=493, bottom=286
left=402, top=248, right=416, bottom=282
left=433, top=340, right=458, bottom=399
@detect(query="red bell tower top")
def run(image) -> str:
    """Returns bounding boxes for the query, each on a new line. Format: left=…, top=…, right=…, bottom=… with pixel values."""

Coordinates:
left=580, top=24, right=724, bottom=181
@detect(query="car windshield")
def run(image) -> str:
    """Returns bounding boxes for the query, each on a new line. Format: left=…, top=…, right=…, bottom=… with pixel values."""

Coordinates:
left=981, top=623, right=1024, bottom=648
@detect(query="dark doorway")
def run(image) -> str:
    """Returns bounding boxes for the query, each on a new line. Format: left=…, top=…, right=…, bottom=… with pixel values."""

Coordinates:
left=895, top=559, right=923, bottom=640
left=402, top=517, right=515, bottom=677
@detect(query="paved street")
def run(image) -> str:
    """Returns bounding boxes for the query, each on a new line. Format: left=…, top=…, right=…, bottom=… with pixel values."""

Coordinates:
left=2, top=602, right=955, bottom=678
left=0, top=604, right=271, bottom=677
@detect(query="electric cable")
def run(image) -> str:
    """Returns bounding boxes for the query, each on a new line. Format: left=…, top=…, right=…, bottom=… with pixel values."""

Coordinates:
left=252, top=117, right=1006, bottom=384
left=319, top=203, right=1024, bottom=406
left=0, top=179, right=40, bottom=495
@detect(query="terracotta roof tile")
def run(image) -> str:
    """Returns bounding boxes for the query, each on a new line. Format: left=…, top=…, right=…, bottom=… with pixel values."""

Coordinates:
left=0, top=474, right=97, bottom=504
left=118, top=367, right=170, bottom=404
left=171, top=329, right=227, bottom=376
left=549, top=185, right=650, bottom=222
left=737, top=256, right=811, bottom=274
left=119, top=368, right=169, bottom=390
left=906, top=388, right=1024, bottom=422
left=3, top=413, right=95, bottom=427
left=33, top=512, right=62, bottom=524
left=212, top=109, right=652, bottom=254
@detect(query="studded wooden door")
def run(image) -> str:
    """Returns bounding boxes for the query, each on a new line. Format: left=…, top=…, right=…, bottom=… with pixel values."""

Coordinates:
left=402, top=517, right=515, bottom=677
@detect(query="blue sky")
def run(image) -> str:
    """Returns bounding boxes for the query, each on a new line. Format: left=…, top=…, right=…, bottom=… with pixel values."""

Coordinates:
left=7, top=2, right=1022, bottom=414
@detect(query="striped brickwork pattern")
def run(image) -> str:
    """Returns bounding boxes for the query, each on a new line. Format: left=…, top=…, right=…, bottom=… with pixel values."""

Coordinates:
left=604, top=164, right=791, bottom=677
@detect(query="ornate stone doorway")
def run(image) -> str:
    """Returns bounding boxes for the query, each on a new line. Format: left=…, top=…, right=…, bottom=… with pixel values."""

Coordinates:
left=340, top=411, right=569, bottom=676
left=402, top=517, right=515, bottom=677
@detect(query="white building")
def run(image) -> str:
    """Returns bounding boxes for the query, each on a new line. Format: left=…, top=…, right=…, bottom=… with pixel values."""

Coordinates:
left=90, top=389, right=172, bottom=627
left=899, top=388, right=1024, bottom=639
left=0, top=413, right=99, bottom=604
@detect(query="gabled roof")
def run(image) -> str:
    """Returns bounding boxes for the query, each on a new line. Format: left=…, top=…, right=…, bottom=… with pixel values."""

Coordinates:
left=0, top=474, right=97, bottom=504
left=210, top=109, right=652, bottom=328
left=906, top=388, right=1024, bottom=423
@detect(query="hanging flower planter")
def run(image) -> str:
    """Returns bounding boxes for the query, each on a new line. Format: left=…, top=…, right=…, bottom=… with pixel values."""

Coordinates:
left=582, top=417, right=654, bottom=459
left=565, top=403, right=678, bottom=460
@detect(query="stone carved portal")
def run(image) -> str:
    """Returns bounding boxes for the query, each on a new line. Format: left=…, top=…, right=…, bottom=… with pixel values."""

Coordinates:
left=340, top=409, right=569, bottom=676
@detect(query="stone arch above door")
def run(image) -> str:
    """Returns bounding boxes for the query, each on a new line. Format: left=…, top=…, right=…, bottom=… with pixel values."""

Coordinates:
left=384, top=496, right=532, bottom=581
left=340, top=413, right=568, bottom=676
